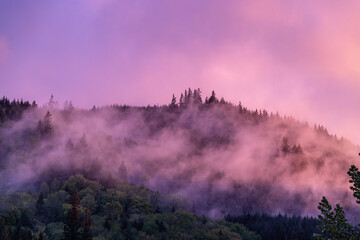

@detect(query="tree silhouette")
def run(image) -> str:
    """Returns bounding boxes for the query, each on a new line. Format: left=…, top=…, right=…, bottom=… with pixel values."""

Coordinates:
left=64, top=190, right=81, bottom=240
left=82, top=206, right=92, bottom=240
left=314, top=153, right=360, bottom=239
left=208, top=90, right=218, bottom=103
left=118, top=161, right=128, bottom=182
left=169, top=94, right=177, bottom=109
left=281, top=137, right=290, bottom=154
left=179, top=93, right=184, bottom=107
left=38, top=111, right=53, bottom=136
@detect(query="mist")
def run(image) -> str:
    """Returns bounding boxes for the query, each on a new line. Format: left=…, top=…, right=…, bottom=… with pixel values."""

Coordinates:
left=0, top=91, right=359, bottom=221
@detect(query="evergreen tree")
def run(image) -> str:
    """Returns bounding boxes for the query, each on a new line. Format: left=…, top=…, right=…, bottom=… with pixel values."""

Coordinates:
left=48, top=94, right=57, bottom=108
left=169, top=94, right=177, bottom=109
left=118, top=161, right=128, bottom=182
left=38, top=111, right=53, bottom=136
left=82, top=206, right=92, bottom=240
left=193, top=88, right=202, bottom=104
left=314, top=197, right=359, bottom=240
left=36, top=193, right=45, bottom=216
left=238, top=102, right=243, bottom=113
left=179, top=93, right=184, bottom=107
left=64, top=190, right=81, bottom=240
left=184, top=88, right=192, bottom=105
left=315, top=153, right=360, bottom=239
left=281, top=137, right=290, bottom=154
left=208, top=90, right=218, bottom=103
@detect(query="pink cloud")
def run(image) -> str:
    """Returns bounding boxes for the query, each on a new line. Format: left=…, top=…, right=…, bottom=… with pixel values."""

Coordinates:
left=1, top=0, right=360, bottom=144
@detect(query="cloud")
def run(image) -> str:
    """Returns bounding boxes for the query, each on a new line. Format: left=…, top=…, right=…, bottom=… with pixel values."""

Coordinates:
left=1, top=0, right=360, bottom=144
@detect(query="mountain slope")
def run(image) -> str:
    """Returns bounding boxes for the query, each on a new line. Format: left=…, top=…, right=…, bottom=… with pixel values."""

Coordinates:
left=0, top=90, right=358, bottom=221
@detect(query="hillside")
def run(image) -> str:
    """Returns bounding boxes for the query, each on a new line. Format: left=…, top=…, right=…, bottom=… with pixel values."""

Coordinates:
left=0, top=89, right=359, bottom=222
left=0, top=174, right=261, bottom=240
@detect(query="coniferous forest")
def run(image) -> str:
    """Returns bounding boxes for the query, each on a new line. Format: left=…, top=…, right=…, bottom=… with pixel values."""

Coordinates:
left=0, top=89, right=359, bottom=239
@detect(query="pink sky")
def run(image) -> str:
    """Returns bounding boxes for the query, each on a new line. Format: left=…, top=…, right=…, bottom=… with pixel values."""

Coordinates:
left=1, top=0, right=360, bottom=144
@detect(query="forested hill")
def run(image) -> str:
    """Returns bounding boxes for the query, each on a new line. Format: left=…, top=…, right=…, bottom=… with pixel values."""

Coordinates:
left=0, top=174, right=261, bottom=240
left=0, top=89, right=359, bottom=221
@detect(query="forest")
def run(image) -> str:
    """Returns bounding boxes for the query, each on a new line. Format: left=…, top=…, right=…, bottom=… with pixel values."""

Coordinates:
left=0, top=89, right=359, bottom=239
left=0, top=174, right=262, bottom=240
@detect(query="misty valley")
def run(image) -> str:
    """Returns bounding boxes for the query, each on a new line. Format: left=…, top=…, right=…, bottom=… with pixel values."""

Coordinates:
left=0, top=89, right=359, bottom=240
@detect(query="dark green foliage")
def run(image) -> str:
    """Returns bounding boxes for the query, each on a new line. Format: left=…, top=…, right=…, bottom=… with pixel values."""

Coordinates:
left=63, top=190, right=81, bottom=240
left=82, top=206, right=91, bottom=240
left=36, top=193, right=45, bottom=216
left=226, top=213, right=321, bottom=240
left=315, top=154, right=360, bottom=239
left=0, top=175, right=260, bottom=240
left=0, top=97, right=34, bottom=124
left=314, top=197, right=359, bottom=240
left=348, top=164, right=360, bottom=204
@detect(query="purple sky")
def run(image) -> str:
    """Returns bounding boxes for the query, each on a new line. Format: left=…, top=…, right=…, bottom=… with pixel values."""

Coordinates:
left=1, top=0, right=360, bottom=144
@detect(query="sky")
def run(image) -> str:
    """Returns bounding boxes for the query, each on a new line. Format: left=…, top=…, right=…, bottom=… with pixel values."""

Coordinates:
left=1, top=0, right=360, bottom=144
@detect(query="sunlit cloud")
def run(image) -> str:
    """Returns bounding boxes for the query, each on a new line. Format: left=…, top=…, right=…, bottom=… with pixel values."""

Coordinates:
left=1, top=0, right=360, bottom=143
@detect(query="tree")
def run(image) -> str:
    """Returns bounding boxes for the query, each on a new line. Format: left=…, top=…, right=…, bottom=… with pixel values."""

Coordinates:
left=48, top=94, right=58, bottom=108
left=40, top=181, right=50, bottom=196
left=38, top=111, right=53, bottom=136
left=82, top=206, right=92, bottom=240
left=36, top=193, right=45, bottom=216
left=314, top=197, right=358, bottom=240
left=193, top=88, right=202, bottom=104
left=169, top=94, right=177, bottom=109
left=118, top=161, right=128, bottom=182
left=281, top=137, right=290, bottom=154
left=64, top=190, right=81, bottom=240
left=238, top=102, right=243, bottom=113
left=315, top=154, right=360, bottom=239
left=179, top=93, right=184, bottom=107
left=184, top=88, right=193, bottom=105
left=208, top=90, right=218, bottom=104
left=50, top=178, right=61, bottom=193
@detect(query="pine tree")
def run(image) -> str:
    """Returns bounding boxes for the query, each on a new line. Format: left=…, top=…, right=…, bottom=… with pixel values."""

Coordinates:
left=118, top=161, right=128, bottom=182
left=193, top=88, right=202, bottom=104
left=281, top=137, right=290, bottom=154
left=82, top=206, right=92, bottom=240
left=238, top=102, right=243, bottom=113
left=64, top=190, right=81, bottom=240
left=179, top=93, right=184, bottom=107
left=315, top=154, right=360, bottom=239
left=314, top=197, right=359, bottom=240
left=208, top=90, right=218, bottom=103
left=169, top=94, right=177, bottom=109
left=48, top=94, right=57, bottom=108
left=39, top=111, right=53, bottom=136
left=36, top=193, right=45, bottom=216
left=184, top=88, right=192, bottom=105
